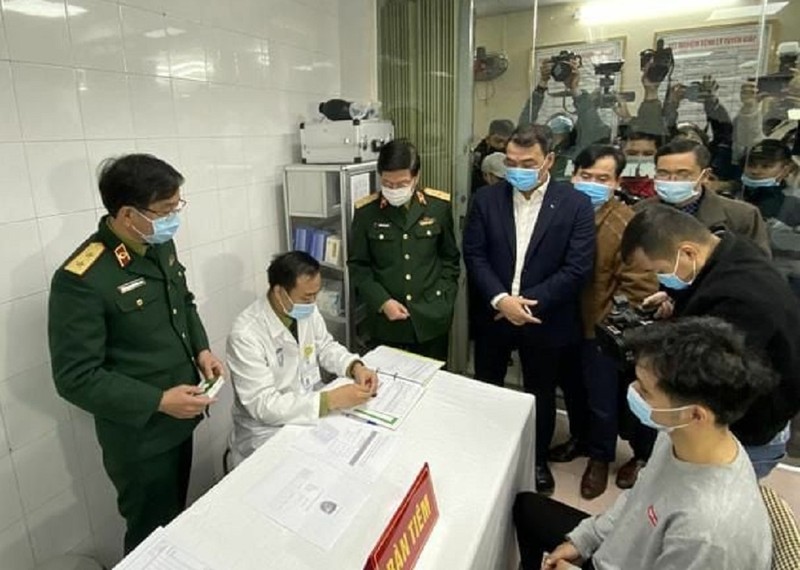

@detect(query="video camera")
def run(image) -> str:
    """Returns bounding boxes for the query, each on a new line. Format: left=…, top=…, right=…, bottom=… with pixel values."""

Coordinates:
left=595, top=295, right=657, bottom=371
left=753, top=42, right=800, bottom=95
left=640, top=39, right=674, bottom=83
left=593, top=60, right=636, bottom=109
left=550, top=51, right=581, bottom=83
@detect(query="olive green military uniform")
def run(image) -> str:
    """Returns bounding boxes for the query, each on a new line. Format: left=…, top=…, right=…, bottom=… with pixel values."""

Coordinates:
left=48, top=217, right=209, bottom=553
left=348, top=188, right=461, bottom=361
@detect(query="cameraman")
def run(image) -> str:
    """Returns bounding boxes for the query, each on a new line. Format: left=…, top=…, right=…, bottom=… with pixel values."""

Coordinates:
left=664, top=76, right=736, bottom=183
left=518, top=58, right=611, bottom=177
left=620, top=204, right=800, bottom=477
left=549, top=144, right=658, bottom=500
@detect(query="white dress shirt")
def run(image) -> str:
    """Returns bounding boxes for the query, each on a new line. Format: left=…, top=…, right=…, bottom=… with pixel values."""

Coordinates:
left=226, top=297, right=359, bottom=465
left=491, top=178, right=549, bottom=308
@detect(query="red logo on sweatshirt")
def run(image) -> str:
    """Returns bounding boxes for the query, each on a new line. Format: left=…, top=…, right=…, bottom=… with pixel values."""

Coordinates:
left=647, top=505, right=659, bottom=527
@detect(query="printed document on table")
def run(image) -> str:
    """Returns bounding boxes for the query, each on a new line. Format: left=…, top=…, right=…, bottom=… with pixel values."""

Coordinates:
left=362, top=345, right=444, bottom=385
left=292, top=415, right=398, bottom=481
left=247, top=452, right=370, bottom=550
left=114, top=527, right=216, bottom=570
left=346, top=371, right=425, bottom=429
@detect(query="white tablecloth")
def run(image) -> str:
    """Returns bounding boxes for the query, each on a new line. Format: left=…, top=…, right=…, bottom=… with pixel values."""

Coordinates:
left=160, top=371, right=536, bottom=569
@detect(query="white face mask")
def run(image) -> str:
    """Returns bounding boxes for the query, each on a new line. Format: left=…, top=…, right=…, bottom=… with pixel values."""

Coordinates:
left=381, top=184, right=414, bottom=207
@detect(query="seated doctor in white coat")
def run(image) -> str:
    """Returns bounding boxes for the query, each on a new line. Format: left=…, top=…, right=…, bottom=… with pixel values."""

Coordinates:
left=227, top=251, right=378, bottom=465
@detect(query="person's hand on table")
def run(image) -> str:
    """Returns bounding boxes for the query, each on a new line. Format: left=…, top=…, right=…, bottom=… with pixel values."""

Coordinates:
left=542, top=541, right=583, bottom=569
left=382, top=299, right=410, bottom=321
left=642, top=291, right=674, bottom=319
left=196, top=349, right=225, bottom=380
left=352, top=362, right=379, bottom=395
left=495, top=296, right=541, bottom=326
left=159, top=385, right=214, bottom=419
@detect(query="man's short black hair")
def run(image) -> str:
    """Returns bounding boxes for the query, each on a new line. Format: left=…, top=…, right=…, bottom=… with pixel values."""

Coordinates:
left=489, top=119, right=514, bottom=138
left=745, top=139, right=791, bottom=166
left=625, top=131, right=663, bottom=147
left=99, top=154, right=184, bottom=217
left=655, top=138, right=711, bottom=170
left=620, top=204, right=712, bottom=262
left=626, top=317, right=778, bottom=426
left=377, top=139, right=420, bottom=176
left=267, top=251, right=320, bottom=291
left=574, top=144, right=627, bottom=178
left=508, top=123, right=553, bottom=155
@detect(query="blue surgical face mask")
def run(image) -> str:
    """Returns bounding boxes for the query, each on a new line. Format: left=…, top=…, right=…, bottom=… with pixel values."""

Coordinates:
left=656, top=250, right=696, bottom=290
left=506, top=167, right=540, bottom=192
left=627, top=385, right=691, bottom=432
left=136, top=210, right=181, bottom=245
left=279, top=289, right=315, bottom=320
left=741, top=173, right=779, bottom=188
left=574, top=180, right=611, bottom=209
left=654, top=179, right=701, bottom=204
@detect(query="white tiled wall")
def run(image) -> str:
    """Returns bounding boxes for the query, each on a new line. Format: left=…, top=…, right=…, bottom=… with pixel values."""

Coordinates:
left=0, top=0, right=374, bottom=567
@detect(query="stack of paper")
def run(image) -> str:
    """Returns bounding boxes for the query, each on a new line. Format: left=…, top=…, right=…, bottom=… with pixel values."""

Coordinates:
left=247, top=417, right=398, bottom=550
left=345, top=346, right=444, bottom=430
left=115, top=528, right=216, bottom=570
left=361, top=345, right=444, bottom=386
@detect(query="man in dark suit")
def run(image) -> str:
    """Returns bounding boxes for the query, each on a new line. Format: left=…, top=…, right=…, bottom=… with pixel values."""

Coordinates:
left=463, top=124, right=596, bottom=494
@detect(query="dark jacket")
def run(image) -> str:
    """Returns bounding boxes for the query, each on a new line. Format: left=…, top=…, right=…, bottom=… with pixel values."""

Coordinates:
left=348, top=188, right=461, bottom=344
left=463, top=179, right=596, bottom=347
left=48, top=218, right=207, bottom=462
left=636, top=189, right=770, bottom=256
left=675, top=233, right=800, bottom=445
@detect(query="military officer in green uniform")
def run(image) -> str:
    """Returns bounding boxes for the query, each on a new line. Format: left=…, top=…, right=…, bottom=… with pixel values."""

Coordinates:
left=47, top=154, right=224, bottom=553
left=349, top=140, right=461, bottom=362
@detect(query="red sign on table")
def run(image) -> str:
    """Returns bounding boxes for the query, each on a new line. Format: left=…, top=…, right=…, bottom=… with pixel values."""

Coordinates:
left=364, top=463, right=439, bottom=570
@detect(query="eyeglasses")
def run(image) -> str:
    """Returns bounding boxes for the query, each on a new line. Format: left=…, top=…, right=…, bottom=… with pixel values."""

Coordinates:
left=654, top=170, right=700, bottom=182
left=141, top=198, right=188, bottom=217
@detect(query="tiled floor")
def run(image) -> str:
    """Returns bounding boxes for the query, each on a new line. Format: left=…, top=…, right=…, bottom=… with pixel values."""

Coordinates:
left=548, top=413, right=800, bottom=519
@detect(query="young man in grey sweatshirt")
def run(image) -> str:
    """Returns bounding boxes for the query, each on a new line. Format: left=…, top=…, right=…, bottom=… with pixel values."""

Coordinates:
left=513, top=316, right=774, bottom=570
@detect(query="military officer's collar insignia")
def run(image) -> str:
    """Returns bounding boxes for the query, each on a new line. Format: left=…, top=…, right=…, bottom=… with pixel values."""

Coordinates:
left=114, top=244, right=132, bottom=268
left=416, top=191, right=427, bottom=205
left=380, top=196, right=389, bottom=209
left=169, top=254, right=176, bottom=267
left=419, top=217, right=435, bottom=226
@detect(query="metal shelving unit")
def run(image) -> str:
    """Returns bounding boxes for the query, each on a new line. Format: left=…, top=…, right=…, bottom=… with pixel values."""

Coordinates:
left=282, top=162, right=378, bottom=352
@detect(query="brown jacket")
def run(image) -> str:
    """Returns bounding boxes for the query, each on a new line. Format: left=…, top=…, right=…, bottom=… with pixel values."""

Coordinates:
left=635, top=189, right=771, bottom=257
left=582, top=199, right=659, bottom=338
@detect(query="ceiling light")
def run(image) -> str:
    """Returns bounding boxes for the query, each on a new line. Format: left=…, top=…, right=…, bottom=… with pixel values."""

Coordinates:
left=4, top=0, right=86, bottom=18
left=707, top=2, right=787, bottom=20
left=577, top=0, right=736, bottom=25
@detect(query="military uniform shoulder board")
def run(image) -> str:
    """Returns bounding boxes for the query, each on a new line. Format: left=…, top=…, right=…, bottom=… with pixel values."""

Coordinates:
left=64, top=242, right=105, bottom=276
left=423, top=188, right=451, bottom=202
left=355, top=192, right=380, bottom=209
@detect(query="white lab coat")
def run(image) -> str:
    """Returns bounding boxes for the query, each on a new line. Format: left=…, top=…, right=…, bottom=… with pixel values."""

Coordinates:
left=227, top=297, right=359, bottom=465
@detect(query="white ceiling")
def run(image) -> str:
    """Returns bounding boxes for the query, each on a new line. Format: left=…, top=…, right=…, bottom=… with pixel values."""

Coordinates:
left=474, top=0, right=571, bottom=17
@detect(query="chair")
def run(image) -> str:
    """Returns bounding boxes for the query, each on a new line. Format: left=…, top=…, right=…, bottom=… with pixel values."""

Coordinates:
left=760, top=485, right=800, bottom=570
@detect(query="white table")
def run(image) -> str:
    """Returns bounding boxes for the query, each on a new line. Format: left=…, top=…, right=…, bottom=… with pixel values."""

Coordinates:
left=158, top=371, right=536, bottom=569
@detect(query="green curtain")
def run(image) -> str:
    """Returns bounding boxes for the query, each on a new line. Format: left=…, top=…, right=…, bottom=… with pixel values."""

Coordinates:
left=378, top=0, right=459, bottom=193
